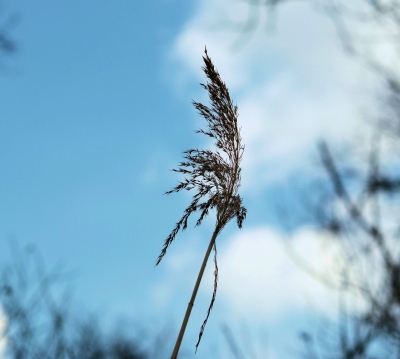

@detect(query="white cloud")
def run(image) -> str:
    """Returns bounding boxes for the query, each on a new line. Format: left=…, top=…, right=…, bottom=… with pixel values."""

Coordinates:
left=148, top=224, right=383, bottom=359
left=151, top=225, right=371, bottom=326
left=204, top=226, right=371, bottom=323
left=0, top=305, right=7, bottom=359
left=163, top=0, right=388, bottom=193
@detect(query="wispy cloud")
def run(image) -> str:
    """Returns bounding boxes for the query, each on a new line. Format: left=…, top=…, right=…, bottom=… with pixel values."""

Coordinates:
left=208, top=227, right=368, bottom=322
left=151, top=225, right=370, bottom=326
left=163, top=0, right=381, bottom=193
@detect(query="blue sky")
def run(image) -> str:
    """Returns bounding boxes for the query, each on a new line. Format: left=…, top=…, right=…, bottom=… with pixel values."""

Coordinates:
left=0, top=0, right=393, bottom=358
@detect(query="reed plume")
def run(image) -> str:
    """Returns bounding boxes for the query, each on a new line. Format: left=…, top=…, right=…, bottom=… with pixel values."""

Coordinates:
left=155, top=46, right=246, bottom=358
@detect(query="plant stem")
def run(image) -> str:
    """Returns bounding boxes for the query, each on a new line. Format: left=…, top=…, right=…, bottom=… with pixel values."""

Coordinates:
left=171, top=226, right=220, bottom=359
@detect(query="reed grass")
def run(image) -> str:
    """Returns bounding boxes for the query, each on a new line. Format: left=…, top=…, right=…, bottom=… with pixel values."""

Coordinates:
left=155, top=46, right=246, bottom=359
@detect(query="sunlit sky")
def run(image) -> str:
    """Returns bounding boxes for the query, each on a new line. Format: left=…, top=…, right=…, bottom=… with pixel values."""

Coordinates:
left=0, top=0, right=392, bottom=357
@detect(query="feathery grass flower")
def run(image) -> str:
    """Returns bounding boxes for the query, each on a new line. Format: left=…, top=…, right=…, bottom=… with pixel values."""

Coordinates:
left=155, top=46, right=246, bottom=358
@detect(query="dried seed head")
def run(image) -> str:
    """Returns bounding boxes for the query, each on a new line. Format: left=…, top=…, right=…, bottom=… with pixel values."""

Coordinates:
left=156, top=46, right=247, bottom=354
left=156, top=46, right=246, bottom=266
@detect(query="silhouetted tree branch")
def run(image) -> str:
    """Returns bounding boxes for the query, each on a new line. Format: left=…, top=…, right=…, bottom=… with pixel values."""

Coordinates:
left=288, top=134, right=400, bottom=358
left=0, top=240, right=177, bottom=359
left=0, top=4, right=17, bottom=68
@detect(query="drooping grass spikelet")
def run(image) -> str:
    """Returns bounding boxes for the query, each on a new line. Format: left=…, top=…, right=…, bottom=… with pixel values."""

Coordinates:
left=195, top=240, right=218, bottom=353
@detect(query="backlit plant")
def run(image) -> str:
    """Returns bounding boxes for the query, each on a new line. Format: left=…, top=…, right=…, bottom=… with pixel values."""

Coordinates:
left=155, top=46, right=246, bottom=359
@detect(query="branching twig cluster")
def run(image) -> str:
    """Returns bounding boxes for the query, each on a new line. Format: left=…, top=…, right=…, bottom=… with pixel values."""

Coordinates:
left=0, top=241, right=172, bottom=359
left=294, top=136, right=400, bottom=359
